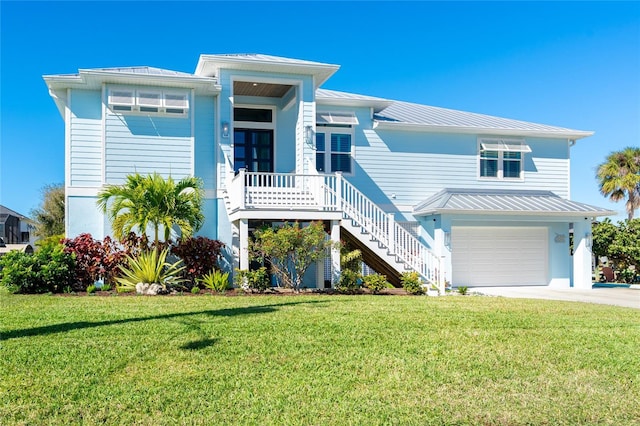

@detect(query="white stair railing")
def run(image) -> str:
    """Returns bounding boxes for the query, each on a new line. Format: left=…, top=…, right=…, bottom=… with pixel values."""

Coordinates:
left=222, top=164, right=441, bottom=287
left=337, top=176, right=441, bottom=286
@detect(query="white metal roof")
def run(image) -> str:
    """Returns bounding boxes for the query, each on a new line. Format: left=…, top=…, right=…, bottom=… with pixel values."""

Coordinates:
left=413, top=188, right=614, bottom=217
left=89, top=66, right=196, bottom=77
left=196, top=54, right=340, bottom=87
left=316, top=88, right=393, bottom=112
left=374, top=100, right=593, bottom=140
left=43, top=66, right=220, bottom=116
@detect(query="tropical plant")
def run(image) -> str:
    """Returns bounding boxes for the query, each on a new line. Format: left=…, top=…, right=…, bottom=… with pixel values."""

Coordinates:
left=401, top=271, right=423, bottom=295
left=249, top=221, right=331, bottom=292
left=363, top=273, right=392, bottom=294
left=596, top=147, right=640, bottom=220
left=115, top=248, right=185, bottom=292
left=30, top=183, right=65, bottom=238
left=62, top=233, right=105, bottom=289
left=458, top=286, right=469, bottom=295
left=198, top=269, right=230, bottom=292
left=97, top=172, right=204, bottom=250
left=172, top=237, right=225, bottom=287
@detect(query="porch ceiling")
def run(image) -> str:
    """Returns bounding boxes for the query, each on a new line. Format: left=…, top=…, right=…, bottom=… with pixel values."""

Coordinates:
left=234, top=81, right=293, bottom=97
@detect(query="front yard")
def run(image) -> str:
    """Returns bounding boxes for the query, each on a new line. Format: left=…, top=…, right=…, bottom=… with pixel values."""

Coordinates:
left=1, top=294, right=638, bottom=425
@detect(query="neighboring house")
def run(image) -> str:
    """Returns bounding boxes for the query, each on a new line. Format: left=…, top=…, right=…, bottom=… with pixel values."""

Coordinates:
left=0, top=205, right=36, bottom=245
left=43, top=54, right=613, bottom=290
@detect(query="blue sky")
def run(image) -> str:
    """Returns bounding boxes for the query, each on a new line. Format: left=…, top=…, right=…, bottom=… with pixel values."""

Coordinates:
left=1, top=1, right=639, bottom=222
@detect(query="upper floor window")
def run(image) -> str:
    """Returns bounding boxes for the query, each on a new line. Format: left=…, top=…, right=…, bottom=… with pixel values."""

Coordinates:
left=478, top=138, right=531, bottom=180
left=315, top=111, right=358, bottom=175
left=316, top=130, right=353, bottom=174
left=108, top=88, right=189, bottom=116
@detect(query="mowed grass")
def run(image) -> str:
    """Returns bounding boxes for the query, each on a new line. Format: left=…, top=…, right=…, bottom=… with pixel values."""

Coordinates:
left=1, top=294, right=639, bottom=425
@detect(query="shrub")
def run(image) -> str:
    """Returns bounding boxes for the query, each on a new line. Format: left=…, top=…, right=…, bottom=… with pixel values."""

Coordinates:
left=234, top=267, right=270, bottom=293
left=363, top=273, right=392, bottom=294
left=63, top=233, right=105, bottom=291
left=401, top=271, right=423, bottom=295
left=0, top=244, right=75, bottom=294
left=101, top=283, right=112, bottom=292
left=172, top=237, right=225, bottom=287
left=457, top=286, right=469, bottom=295
left=115, top=249, right=185, bottom=292
left=191, top=286, right=200, bottom=294
left=87, top=284, right=97, bottom=294
left=0, top=250, right=37, bottom=293
left=337, top=269, right=362, bottom=294
left=199, top=269, right=230, bottom=292
left=249, top=222, right=331, bottom=292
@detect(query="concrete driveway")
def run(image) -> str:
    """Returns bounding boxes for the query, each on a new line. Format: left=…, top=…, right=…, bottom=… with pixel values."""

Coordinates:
left=473, top=286, right=640, bottom=309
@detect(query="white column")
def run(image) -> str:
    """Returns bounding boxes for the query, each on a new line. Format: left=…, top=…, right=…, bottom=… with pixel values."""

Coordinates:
left=330, top=220, right=341, bottom=286
left=239, top=218, right=249, bottom=271
left=316, top=257, right=325, bottom=289
left=231, top=220, right=240, bottom=274
left=572, top=219, right=593, bottom=289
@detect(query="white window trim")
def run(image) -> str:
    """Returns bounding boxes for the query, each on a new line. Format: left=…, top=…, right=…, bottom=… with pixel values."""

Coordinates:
left=107, top=87, right=190, bottom=117
left=477, top=137, right=527, bottom=181
left=315, top=125, right=355, bottom=176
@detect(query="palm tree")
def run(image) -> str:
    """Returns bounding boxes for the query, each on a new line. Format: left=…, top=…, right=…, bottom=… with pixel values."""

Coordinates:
left=596, top=147, right=640, bottom=220
left=97, top=173, right=204, bottom=249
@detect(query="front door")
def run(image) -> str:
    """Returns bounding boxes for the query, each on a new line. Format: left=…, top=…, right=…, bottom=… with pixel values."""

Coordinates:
left=234, top=129, right=274, bottom=173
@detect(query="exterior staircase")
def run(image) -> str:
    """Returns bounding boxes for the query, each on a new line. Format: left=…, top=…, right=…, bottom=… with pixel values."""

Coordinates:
left=222, top=155, right=442, bottom=290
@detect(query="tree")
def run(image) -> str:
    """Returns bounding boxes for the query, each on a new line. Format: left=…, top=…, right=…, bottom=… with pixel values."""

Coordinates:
left=591, top=218, right=618, bottom=263
left=249, top=221, right=333, bottom=292
left=596, top=147, right=640, bottom=220
left=96, top=173, right=204, bottom=249
left=30, top=183, right=65, bottom=238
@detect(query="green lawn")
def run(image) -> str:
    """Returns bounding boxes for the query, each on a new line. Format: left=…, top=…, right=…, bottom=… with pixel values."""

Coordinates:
left=1, top=294, right=639, bottom=425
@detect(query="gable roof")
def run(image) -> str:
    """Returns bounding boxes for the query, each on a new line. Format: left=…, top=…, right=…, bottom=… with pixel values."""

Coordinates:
left=0, top=205, right=29, bottom=220
left=413, top=188, right=613, bottom=217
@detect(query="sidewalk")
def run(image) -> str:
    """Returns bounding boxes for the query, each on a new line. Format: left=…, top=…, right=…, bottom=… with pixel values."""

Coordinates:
left=473, top=286, right=640, bottom=309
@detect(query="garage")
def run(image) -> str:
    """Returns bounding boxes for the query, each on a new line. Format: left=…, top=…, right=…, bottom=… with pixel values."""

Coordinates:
left=451, top=226, right=548, bottom=287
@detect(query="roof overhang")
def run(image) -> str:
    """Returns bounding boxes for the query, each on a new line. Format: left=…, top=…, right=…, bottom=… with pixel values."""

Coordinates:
left=413, top=189, right=615, bottom=218
left=43, top=69, right=221, bottom=116
left=373, top=121, right=594, bottom=140
left=316, top=90, right=393, bottom=113
left=196, top=54, right=340, bottom=88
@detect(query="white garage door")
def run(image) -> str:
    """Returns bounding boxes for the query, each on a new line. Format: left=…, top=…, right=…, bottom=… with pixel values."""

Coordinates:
left=452, top=227, right=548, bottom=287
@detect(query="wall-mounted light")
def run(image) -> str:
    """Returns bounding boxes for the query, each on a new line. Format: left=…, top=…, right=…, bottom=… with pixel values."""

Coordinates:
left=221, top=121, right=230, bottom=138
left=304, top=125, right=314, bottom=149
left=444, top=231, right=451, bottom=250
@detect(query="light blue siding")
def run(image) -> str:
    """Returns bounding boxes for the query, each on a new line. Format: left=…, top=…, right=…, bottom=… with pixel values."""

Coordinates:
left=351, top=129, right=570, bottom=213
left=69, top=90, right=102, bottom=187
left=194, top=95, right=216, bottom=190
left=104, top=110, right=192, bottom=183
left=67, top=196, right=105, bottom=239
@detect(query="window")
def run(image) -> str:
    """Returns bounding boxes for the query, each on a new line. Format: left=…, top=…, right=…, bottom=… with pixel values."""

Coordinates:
left=315, top=129, right=353, bottom=174
left=478, top=138, right=530, bottom=180
left=108, top=88, right=189, bottom=116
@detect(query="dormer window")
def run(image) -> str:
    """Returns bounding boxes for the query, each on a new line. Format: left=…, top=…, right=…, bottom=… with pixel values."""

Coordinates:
left=108, top=88, right=189, bottom=116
